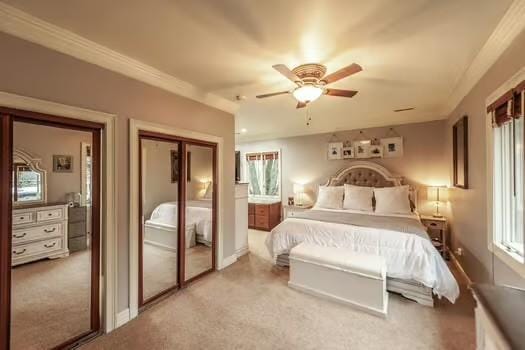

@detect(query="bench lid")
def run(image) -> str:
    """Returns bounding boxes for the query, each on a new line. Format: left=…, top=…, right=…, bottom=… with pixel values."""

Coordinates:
left=290, top=243, right=386, bottom=278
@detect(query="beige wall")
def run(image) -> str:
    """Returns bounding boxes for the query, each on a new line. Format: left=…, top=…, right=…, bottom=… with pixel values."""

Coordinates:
left=445, top=28, right=525, bottom=288
left=0, top=33, right=235, bottom=311
left=13, top=122, right=92, bottom=203
left=237, top=120, right=448, bottom=216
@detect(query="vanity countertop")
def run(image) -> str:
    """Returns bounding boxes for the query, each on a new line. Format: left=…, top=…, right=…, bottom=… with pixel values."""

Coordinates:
left=248, top=198, right=281, bottom=205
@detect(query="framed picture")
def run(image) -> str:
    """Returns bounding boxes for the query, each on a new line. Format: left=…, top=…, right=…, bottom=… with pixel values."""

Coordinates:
left=381, top=137, right=403, bottom=158
left=288, top=196, right=295, bottom=206
left=171, top=150, right=191, bottom=183
left=353, top=141, right=370, bottom=159
left=53, top=155, right=73, bottom=172
left=369, top=145, right=383, bottom=158
left=342, top=146, right=354, bottom=159
left=327, top=142, right=343, bottom=160
left=453, top=115, right=468, bottom=188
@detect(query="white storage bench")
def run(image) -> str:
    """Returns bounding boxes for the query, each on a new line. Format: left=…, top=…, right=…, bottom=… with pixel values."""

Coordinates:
left=288, top=243, right=388, bottom=317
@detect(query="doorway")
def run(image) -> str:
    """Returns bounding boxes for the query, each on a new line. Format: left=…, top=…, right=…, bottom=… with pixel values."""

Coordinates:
left=138, top=131, right=217, bottom=308
left=0, top=108, right=103, bottom=349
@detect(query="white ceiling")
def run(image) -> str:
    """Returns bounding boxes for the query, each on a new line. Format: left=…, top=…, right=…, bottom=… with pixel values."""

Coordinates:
left=2, top=0, right=513, bottom=142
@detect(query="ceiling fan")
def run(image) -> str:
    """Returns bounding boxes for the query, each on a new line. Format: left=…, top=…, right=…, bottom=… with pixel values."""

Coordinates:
left=256, top=63, right=362, bottom=108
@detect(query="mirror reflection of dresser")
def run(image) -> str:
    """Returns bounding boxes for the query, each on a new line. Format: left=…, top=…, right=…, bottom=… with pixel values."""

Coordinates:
left=11, top=149, right=70, bottom=265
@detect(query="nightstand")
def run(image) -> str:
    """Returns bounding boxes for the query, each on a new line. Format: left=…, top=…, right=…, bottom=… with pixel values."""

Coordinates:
left=420, top=215, right=448, bottom=259
left=283, top=204, right=313, bottom=219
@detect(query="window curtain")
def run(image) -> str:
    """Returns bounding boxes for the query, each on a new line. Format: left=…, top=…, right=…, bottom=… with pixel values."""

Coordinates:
left=246, top=152, right=279, bottom=197
left=490, top=81, right=525, bottom=255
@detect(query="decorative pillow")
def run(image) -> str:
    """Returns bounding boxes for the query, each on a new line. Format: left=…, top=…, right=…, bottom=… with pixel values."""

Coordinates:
left=374, top=185, right=412, bottom=214
left=315, top=186, right=344, bottom=209
left=343, top=184, right=374, bottom=212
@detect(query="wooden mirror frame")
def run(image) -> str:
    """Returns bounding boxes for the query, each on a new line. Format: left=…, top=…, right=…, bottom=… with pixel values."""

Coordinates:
left=453, top=115, right=469, bottom=189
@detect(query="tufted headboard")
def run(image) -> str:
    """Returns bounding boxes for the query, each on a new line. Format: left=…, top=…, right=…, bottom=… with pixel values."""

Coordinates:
left=323, top=161, right=417, bottom=210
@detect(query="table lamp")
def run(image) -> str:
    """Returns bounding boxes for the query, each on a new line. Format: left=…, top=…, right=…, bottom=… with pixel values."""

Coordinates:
left=293, top=183, right=305, bottom=207
left=427, top=186, right=449, bottom=218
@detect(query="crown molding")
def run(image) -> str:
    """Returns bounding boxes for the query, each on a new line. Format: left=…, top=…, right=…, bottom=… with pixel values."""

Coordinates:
left=442, top=0, right=525, bottom=116
left=0, top=2, right=238, bottom=114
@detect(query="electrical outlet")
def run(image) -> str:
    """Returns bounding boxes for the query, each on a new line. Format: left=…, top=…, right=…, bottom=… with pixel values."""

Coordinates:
left=456, top=247, right=463, bottom=256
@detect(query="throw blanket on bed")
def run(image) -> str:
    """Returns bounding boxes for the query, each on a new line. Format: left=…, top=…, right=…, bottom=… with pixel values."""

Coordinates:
left=292, top=210, right=429, bottom=238
left=266, top=210, right=459, bottom=303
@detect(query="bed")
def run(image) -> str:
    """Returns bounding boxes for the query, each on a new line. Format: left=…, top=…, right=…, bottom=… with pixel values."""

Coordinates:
left=265, top=161, right=459, bottom=306
left=144, top=200, right=213, bottom=251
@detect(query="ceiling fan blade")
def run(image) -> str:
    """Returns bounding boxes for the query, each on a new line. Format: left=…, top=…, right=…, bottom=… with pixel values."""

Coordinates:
left=273, top=64, right=302, bottom=85
left=325, top=89, right=358, bottom=98
left=296, top=101, right=307, bottom=109
left=256, top=91, right=289, bottom=98
left=321, top=63, right=362, bottom=84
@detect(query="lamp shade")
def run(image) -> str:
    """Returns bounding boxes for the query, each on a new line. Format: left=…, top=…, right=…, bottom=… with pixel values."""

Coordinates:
left=293, top=183, right=305, bottom=194
left=427, top=186, right=449, bottom=202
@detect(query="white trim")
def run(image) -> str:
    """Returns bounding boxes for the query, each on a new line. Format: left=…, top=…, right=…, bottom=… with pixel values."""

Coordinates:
left=485, top=68, right=525, bottom=279
left=221, top=254, right=239, bottom=269
left=0, top=3, right=238, bottom=115
left=235, top=246, right=249, bottom=258
left=115, top=309, right=130, bottom=328
left=449, top=252, right=473, bottom=286
left=0, top=91, right=119, bottom=332
left=129, top=119, right=225, bottom=320
left=443, top=0, right=525, bottom=115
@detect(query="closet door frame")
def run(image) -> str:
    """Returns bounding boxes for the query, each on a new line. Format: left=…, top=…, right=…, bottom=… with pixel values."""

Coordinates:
left=137, top=130, right=217, bottom=309
left=0, top=107, right=103, bottom=350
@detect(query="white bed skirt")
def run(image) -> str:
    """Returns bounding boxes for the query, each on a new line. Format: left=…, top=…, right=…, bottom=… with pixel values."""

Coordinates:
left=144, top=221, right=196, bottom=251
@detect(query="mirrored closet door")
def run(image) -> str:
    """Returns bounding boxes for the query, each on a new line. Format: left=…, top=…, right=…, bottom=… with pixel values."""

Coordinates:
left=139, top=136, right=182, bottom=305
left=138, top=132, right=216, bottom=308
left=184, top=143, right=216, bottom=282
left=0, top=110, right=102, bottom=350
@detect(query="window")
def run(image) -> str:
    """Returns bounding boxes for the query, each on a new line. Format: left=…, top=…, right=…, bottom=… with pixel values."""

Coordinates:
left=245, top=151, right=280, bottom=199
left=490, top=81, right=525, bottom=258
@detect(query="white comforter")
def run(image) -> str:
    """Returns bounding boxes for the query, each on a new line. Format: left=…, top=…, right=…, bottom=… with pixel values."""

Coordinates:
left=266, top=209, right=459, bottom=303
left=147, top=200, right=212, bottom=242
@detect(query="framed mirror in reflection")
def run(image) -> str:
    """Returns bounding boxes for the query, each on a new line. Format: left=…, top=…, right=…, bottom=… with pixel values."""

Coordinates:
left=12, top=149, right=47, bottom=206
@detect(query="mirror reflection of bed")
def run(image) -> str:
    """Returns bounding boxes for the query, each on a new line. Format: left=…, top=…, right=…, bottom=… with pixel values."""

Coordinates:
left=141, top=140, right=214, bottom=301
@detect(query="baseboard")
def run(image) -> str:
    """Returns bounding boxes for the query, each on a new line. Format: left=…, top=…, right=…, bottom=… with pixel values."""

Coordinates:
left=450, top=252, right=473, bottom=286
left=219, top=254, right=238, bottom=270
left=115, top=308, right=130, bottom=328
left=236, top=246, right=249, bottom=258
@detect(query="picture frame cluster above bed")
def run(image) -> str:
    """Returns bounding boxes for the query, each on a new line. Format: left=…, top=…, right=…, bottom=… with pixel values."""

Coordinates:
left=328, top=136, right=403, bottom=160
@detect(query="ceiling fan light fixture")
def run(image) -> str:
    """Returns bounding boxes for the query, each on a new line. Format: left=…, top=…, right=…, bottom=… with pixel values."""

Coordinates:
left=292, top=85, right=323, bottom=103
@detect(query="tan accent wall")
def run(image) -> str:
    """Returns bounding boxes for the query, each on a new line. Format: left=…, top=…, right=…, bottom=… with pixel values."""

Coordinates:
left=237, top=120, right=448, bottom=216
left=13, top=122, right=92, bottom=203
left=445, top=28, right=525, bottom=288
left=0, top=33, right=235, bottom=311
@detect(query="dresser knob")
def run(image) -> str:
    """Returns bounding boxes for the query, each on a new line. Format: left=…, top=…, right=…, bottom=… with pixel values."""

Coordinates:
left=13, top=249, right=26, bottom=255
left=44, top=228, right=56, bottom=233
left=44, top=242, right=56, bottom=248
left=13, top=233, right=26, bottom=239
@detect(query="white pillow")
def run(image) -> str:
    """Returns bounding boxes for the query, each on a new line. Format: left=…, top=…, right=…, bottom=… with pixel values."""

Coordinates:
left=315, top=186, right=344, bottom=209
left=374, top=185, right=412, bottom=214
left=343, top=184, right=374, bottom=212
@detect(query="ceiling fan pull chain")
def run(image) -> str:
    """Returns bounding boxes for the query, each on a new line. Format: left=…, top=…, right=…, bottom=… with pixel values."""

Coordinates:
left=305, top=106, right=312, bottom=126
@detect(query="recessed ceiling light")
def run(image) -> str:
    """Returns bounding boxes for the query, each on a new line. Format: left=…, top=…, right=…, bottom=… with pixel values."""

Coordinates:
left=241, top=128, right=247, bottom=133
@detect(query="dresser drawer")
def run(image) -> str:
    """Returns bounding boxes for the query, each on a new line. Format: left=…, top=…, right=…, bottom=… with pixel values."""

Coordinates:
left=12, top=237, right=63, bottom=259
left=12, top=212, right=34, bottom=226
left=424, top=220, right=445, bottom=230
left=255, top=205, right=269, bottom=217
left=248, top=203, right=255, bottom=214
left=255, top=215, right=269, bottom=229
left=12, top=223, right=63, bottom=244
left=37, top=208, right=64, bottom=222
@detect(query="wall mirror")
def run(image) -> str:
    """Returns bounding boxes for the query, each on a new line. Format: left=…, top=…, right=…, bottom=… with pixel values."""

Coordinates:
left=12, top=149, right=47, bottom=205
left=453, top=115, right=469, bottom=189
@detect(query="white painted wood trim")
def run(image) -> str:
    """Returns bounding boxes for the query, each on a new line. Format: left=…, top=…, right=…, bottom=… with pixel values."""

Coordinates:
left=128, top=119, right=226, bottom=320
left=0, top=91, right=119, bottom=332
left=449, top=252, right=473, bottom=286
left=484, top=68, right=525, bottom=279
left=115, top=309, right=130, bottom=329
left=443, top=0, right=525, bottom=115
left=0, top=3, right=238, bottom=115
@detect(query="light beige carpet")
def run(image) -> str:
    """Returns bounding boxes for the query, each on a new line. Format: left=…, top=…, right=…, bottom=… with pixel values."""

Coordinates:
left=84, top=230, right=475, bottom=350
left=143, top=243, right=213, bottom=300
left=11, top=250, right=91, bottom=350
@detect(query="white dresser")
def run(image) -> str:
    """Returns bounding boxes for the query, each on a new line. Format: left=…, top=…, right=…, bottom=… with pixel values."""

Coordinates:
left=12, top=203, right=69, bottom=266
